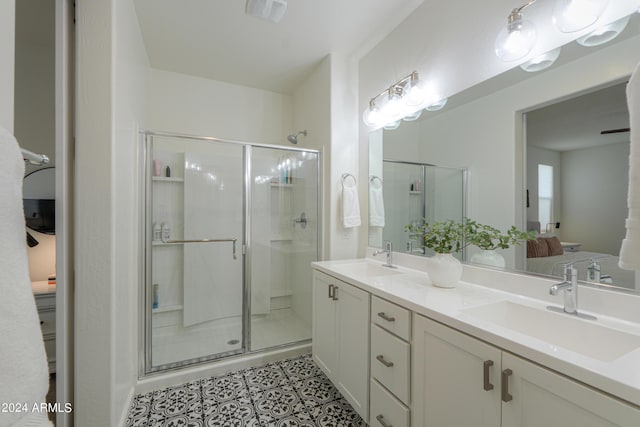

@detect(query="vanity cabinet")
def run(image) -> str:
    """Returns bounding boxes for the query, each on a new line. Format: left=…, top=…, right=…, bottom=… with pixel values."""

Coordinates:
left=35, top=292, right=56, bottom=373
left=413, top=314, right=640, bottom=427
left=312, top=270, right=370, bottom=421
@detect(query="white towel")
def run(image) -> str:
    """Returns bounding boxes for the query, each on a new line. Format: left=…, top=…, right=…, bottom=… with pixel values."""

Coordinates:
left=342, top=183, right=361, bottom=228
left=0, top=126, right=52, bottom=427
left=620, top=61, right=640, bottom=271
left=369, top=180, right=385, bottom=227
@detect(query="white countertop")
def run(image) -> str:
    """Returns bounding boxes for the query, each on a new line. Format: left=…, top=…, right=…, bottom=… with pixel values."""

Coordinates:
left=32, top=280, right=56, bottom=295
left=312, top=258, right=640, bottom=408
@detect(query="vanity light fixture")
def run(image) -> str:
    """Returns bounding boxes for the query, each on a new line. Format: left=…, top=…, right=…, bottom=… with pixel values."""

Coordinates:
left=362, top=71, right=448, bottom=128
left=576, top=14, right=630, bottom=46
left=520, top=47, right=562, bottom=72
left=495, top=1, right=538, bottom=62
left=552, top=0, right=609, bottom=33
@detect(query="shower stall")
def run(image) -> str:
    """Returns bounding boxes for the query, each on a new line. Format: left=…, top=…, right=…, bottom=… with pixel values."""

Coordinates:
left=141, top=132, right=320, bottom=375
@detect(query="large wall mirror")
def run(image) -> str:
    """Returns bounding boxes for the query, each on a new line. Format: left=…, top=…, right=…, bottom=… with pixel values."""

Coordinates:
left=368, top=13, right=640, bottom=293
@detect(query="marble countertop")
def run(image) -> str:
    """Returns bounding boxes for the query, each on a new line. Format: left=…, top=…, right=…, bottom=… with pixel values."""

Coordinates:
left=32, top=280, right=56, bottom=295
left=312, top=258, right=640, bottom=408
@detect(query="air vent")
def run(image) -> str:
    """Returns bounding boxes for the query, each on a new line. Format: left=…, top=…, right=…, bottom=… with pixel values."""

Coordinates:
left=246, top=0, right=287, bottom=23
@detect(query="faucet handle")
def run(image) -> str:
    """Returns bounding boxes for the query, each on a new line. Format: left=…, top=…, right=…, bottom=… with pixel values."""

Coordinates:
left=384, top=240, right=392, bottom=251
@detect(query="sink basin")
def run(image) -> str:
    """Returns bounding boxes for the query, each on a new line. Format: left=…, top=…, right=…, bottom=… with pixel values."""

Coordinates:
left=464, top=301, right=640, bottom=362
left=330, top=262, right=403, bottom=278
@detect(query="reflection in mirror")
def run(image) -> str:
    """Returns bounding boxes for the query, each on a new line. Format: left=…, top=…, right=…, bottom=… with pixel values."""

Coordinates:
left=23, top=167, right=55, bottom=235
left=368, top=148, right=467, bottom=259
left=367, top=13, right=640, bottom=293
left=524, top=83, right=635, bottom=289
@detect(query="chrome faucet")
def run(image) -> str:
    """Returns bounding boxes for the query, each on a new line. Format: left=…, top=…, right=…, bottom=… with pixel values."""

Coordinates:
left=548, top=264, right=596, bottom=320
left=373, top=240, right=396, bottom=268
left=549, top=264, right=578, bottom=315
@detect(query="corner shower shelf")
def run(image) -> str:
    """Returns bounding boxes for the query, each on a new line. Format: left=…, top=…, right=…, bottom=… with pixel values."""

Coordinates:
left=409, top=191, right=422, bottom=195
left=152, top=241, right=185, bottom=247
left=152, top=176, right=184, bottom=183
left=270, top=183, right=293, bottom=188
left=152, top=304, right=183, bottom=314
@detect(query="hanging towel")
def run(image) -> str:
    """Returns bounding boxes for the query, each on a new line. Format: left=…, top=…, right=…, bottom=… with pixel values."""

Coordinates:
left=620, top=61, right=640, bottom=271
left=369, top=179, right=385, bottom=227
left=0, top=126, right=53, bottom=427
left=342, top=180, right=361, bottom=228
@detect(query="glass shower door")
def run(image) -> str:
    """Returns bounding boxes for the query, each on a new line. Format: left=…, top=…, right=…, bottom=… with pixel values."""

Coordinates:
left=248, top=146, right=319, bottom=351
left=147, top=135, right=244, bottom=370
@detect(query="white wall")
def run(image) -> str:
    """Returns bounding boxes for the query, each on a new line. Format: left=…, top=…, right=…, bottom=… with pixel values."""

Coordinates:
left=76, top=0, right=149, bottom=424
left=561, top=142, right=629, bottom=255
left=147, top=68, right=293, bottom=145
left=114, top=0, right=149, bottom=422
left=0, top=0, right=15, bottom=131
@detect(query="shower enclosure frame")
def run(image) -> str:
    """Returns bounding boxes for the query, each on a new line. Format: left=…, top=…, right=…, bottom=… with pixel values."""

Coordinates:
left=139, top=130, right=322, bottom=377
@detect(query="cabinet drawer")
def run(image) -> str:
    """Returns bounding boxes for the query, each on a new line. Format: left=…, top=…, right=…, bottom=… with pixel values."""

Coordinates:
left=38, top=309, right=56, bottom=337
left=35, top=294, right=56, bottom=311
left=372, top=296, right=410, bottom=341
left=371, top=324, right=410, bottom=404
left=370, top=378, right=409, bottom=427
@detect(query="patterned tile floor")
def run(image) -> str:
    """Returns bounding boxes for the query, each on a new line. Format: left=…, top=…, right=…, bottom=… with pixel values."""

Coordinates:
left=126, top=353, right=366, bottom=426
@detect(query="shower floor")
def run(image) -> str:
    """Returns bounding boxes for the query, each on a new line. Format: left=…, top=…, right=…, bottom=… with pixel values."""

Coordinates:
left=152, top=308, right=311, bottom=367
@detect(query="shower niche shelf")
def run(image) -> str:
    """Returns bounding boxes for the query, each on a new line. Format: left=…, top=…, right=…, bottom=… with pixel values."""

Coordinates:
left=152, top=304, right=183, bottom=314
left=152, top=241, right=185, bottom=247
left=270, top=183, right=293, bottom=188
left=152, top=176, right=184, bottom=183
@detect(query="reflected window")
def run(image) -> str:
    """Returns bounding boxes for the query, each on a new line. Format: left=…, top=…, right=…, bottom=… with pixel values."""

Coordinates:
left=538, top=164, right=553, bottom=229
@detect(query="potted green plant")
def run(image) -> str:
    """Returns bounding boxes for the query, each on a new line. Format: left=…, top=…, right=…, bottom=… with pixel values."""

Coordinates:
left=405, top=219, right=467, bottom=288
left=464, top=219, right=535, bottom=268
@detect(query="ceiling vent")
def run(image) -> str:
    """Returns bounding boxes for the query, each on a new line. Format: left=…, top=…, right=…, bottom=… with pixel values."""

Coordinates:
left=245, top=0, right=287, bottom=23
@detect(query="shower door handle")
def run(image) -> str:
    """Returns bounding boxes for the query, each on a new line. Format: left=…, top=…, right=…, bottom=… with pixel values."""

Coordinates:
left=161, top=237, right=238, bottom=259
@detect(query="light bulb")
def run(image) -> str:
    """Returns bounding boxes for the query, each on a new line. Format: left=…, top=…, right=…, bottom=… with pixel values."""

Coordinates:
left=404, top=75, right=428, bottom=107
left=576, top=15, right=630, bottom=47
left=552, top=0, right=610, bottom=33
left=378, top=90, right=403, bottom=124
left=362, top=103, right=382, bottom=127
left=495, top=12, right=537, bottom=61
left=520, top=47, right=562, bottom=72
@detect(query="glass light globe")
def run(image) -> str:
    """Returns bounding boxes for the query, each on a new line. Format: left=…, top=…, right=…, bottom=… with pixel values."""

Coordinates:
left=520, top=47, right=562, bottom=73
left=362, top=104, right=381, bottom=127
left=552, top=0, right=610, bottom=33
left=383, top=120, right=401, bottom=130
left=425, top=98, right=448, bottom=112
left=379, top=91, right=404, bottom=124
left=495, top=17, right=537, bottom=61
left=404, top=78, right=428, bottom=107
left=403, top=109, right=423, bottom=122
left=576, top=15, right=630, bottom=47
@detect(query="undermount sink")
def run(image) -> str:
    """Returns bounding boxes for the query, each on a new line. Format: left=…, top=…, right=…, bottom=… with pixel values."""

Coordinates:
left=464, top=301, right=640, bottom=362
left=330, top=261, right=403, bottom=278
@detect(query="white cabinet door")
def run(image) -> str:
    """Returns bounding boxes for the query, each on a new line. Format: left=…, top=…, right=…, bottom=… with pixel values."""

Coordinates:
left=312, top=271, right=337, bottom=378
left=413, top=314, right=502, bottom=427
left=334, top=280, right=370, bottom=420
left=502, top=353, right=640, bottom=427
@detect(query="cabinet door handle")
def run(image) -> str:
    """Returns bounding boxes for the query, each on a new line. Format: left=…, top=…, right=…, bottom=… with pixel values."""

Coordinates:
left=376, top=414, right=393, bottom=427
left=377, top=312, right=395, bottom=322
left=328, top=284, right=334, bottom=299
left=483, top=360, right=494, bottom=391
left=332, top=286, right=339, bottom=301
left=376, top=354, right=394, bottom=367
left=501, top=369, right=513, bottom=402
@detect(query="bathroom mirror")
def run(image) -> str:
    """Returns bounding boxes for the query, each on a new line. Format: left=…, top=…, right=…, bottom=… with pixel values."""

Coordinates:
left=23, top=167, right=56, bottom=234
left=368, top=13, right=640, bottom=292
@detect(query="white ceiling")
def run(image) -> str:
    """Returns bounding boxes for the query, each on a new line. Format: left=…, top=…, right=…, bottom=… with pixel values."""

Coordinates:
left=133, top=0, right=425, bottom=94
left=526, top=82, right=630, bottom=152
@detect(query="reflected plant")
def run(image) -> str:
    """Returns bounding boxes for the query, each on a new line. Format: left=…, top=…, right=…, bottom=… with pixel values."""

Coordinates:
left=405, top=219, right=467, bottom=254
left=464, top=219, right=535, bottom=250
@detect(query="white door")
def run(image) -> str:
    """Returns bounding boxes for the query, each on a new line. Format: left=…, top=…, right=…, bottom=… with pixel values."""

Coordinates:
left=413, top=314, right=502, bottom=427
left=312, top=271, right=337, bottom=377
left=334, top=279, right=370, bottom=422
left=502, top=353, right=640, bottom=427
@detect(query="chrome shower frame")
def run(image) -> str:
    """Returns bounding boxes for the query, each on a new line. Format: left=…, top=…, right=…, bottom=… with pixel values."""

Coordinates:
left=138, top=130, right=322, bottom=378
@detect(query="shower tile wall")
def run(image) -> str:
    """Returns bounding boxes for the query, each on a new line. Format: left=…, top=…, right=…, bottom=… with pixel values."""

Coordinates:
left=126, top=354, right=365, bottom=426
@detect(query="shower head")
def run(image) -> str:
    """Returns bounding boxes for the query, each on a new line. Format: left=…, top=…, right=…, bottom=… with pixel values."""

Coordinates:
left=287, top=130, right=307, bottom=144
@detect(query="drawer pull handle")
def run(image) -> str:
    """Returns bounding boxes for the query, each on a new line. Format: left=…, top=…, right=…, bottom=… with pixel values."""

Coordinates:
left=328, top=284, right=333, bottom=299
left=332, top=286, right=338, bottom=301
left=376, top=354, right=394, bottom=367
left=483, top=360, right=494, bottom=391
left=377, top=312, right=395, bottom=322
left=376, top=414, right=393, bottom=427
left=502, top=369, right=513, bottom=402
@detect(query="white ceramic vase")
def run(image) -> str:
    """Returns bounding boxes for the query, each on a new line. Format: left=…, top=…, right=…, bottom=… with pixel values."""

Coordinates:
left=428, top=253, right=463, bottom=288
left=470, top=249, right=506, bottom=268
